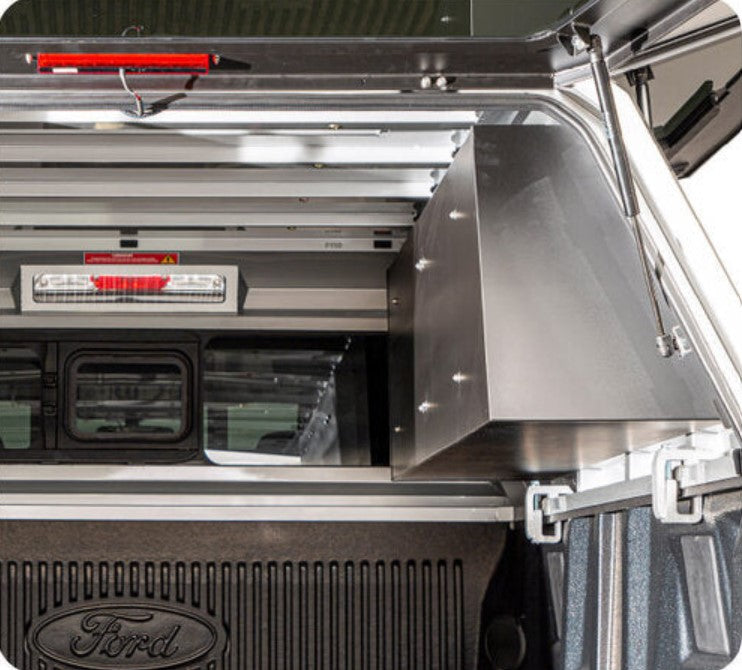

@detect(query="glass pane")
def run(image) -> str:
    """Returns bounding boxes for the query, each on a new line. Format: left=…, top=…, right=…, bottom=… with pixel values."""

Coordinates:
left=204, top=338, right=380, bottom=465
left=0, top=347, right=41, bottom=450
left=70, top=357, right=186, bottom=440
left=0, top=0, right=591, bottom=39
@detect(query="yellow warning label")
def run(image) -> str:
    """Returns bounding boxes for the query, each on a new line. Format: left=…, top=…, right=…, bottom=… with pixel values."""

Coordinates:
left=161, top=255, right=177, bottom=264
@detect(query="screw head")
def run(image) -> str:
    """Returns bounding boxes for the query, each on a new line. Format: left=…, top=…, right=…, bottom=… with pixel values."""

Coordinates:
left=570, top=34, right=587, bottom=52
left=415, top=257, right=432, bottom=272
left=420, top=75, right=433, bottom=90
left=417, top=400, right=434, bottom=414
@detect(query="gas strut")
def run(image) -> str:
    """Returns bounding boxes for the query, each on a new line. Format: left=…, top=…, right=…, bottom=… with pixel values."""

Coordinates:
left=562, top=27, right=675, bottom=357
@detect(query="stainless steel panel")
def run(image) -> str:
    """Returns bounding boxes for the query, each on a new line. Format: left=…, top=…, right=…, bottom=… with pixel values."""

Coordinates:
left=0, top=167, right=435, bottom=199
left=0, top=129, right=459, bottom=166
left=388, top=232, right=416, bottom=469
left=0, top=109, right=480, bottom=128
left=0, top=198, right=415, bottom=229
left=413, top=136, right=489, bottom=457
left=392, top=124, right=717, bottom=479
left=0, top=465, right=515, bottom=523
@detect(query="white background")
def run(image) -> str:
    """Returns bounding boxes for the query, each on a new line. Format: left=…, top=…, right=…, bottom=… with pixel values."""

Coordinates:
left=0, top=0, right=740, bottom=667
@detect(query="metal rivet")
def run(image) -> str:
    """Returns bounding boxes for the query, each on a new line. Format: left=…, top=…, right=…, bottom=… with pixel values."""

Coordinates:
left=440, top=15, right=453, bottom=23
left=452, top=372, right=468, bottom=384
left=418, top=400, right=434, bottom=414
left=415, top=257, right=432, bottom=272
left=328, top=123, right=342, bottom=130
left=435, top=76, right=449, bottom=90
left=391, top=297, right=400, bottom=306
left=449, top=210, right=466, bottom=220
left=420, top=75, right=433, bottom=90
left=393, top=425, right=403, bottom=433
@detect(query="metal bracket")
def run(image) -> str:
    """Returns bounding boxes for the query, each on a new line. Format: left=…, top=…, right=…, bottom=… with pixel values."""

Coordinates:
left=557, top=23, right=592, bottom=57
left=671, top=325, right=693, bottom=357
left=652, top=446, right=724, bottom=523
left=525, top=484, right=573, bottom=544
left=626, top=66, right=655, bottom=127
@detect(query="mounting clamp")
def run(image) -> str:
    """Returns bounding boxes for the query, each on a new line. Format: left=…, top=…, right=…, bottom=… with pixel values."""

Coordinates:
left=652, top=445, right=725, bottom=523
left=525, top=484, right=573, bottom=544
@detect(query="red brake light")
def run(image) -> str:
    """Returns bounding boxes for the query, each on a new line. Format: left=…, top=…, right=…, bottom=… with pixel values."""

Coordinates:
left=36, top=53, right=212, bottom=75
left=92, top=275, right=170, bottom=292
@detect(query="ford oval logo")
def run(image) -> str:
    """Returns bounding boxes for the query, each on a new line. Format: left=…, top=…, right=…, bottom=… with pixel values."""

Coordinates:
left=32, top=604, right=218, bottom=670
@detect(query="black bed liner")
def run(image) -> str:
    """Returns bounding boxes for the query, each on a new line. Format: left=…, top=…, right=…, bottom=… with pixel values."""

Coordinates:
left=0, top=521, right=504, bottom=670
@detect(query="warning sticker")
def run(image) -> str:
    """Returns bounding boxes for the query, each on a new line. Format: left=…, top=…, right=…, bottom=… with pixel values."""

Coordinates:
left=84, top=252, right=180, bottom=265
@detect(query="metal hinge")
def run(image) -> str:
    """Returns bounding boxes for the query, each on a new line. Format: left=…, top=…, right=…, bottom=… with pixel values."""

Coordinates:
left=525, top=484, right=573, bottom=544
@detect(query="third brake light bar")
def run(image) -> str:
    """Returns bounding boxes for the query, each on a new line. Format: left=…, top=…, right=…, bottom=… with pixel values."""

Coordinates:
left=35, top=53, right=213, bottom=75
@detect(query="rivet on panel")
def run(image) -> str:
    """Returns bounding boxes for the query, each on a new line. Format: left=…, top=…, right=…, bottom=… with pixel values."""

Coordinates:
left=415, top=258, right=432, bottom=272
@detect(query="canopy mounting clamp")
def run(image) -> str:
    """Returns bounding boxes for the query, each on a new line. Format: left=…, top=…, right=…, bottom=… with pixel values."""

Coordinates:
left=525, top=484, right=573, bottom=544
left=652, top=445, right=728, bottom=523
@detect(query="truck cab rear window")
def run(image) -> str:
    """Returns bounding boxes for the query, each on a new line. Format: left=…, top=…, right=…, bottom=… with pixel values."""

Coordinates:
left=67, top=353, right=189, bottom=442
left=0, top=347, right=41, bottom=450
left=203, top=337, right=388, bottom=465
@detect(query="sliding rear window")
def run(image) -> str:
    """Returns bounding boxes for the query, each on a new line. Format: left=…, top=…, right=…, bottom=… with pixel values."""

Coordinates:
left=203, top=336, right=388, bottom=465
left=66, top=352, right=190, bottom=442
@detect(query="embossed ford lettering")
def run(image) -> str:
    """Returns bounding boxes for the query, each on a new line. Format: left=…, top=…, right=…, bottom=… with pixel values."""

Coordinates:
left=32, top=604, right=218, bottom=670
left=70, top=611, right=180, bottom=659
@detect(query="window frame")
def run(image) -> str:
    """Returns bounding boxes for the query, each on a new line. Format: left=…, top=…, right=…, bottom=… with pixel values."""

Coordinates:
left=64, top=350, right=191, bottom=445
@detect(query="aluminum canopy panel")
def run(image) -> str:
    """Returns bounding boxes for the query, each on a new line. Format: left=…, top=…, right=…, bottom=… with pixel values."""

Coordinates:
left=390, top=124, right=718, bottom=479
left=0, top=129, right=462, bottom=165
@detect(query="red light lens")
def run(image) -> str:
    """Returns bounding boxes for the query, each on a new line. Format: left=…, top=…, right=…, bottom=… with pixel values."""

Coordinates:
left=92, top=275, right=170, bottom=292
left=36, top=53, right=211, bottom=74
